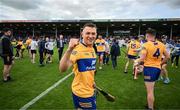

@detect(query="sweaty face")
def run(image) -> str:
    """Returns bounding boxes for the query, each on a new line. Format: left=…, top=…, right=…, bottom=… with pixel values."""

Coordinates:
left=82, top=27, right=97, bottom=46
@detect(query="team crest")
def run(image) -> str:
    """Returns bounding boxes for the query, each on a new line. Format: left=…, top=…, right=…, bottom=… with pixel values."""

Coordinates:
left=71, top=51, right=77, bottom=55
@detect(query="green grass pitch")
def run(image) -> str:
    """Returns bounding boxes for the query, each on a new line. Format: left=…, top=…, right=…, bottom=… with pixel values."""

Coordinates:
left=0, top=46, right=180, bottom=109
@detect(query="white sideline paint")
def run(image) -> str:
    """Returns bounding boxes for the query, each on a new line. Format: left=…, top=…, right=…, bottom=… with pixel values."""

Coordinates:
left=19, top=72, right=73, bottom=110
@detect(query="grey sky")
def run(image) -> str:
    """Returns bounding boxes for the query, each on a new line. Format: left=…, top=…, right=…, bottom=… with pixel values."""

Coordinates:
left=0, top=0, right=180, bottom=20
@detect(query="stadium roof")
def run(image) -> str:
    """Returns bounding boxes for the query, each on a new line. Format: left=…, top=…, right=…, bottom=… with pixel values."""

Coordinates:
left=0, top=18, right=179, bottom=39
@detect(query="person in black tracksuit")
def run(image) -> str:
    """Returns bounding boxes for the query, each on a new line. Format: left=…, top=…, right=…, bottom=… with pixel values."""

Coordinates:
left=110, top=38, right=120, bottom=69
left=0, top=28, right=14, bottom=82
left=57, top=34, right=65, bottom=61
left=38, top=36, right=46, bottom=66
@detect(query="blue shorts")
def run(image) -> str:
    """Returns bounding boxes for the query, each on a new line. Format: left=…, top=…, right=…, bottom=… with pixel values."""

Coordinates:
left=128, top=55, right=137, bottom=59
left=97, top=52, right=104, bottom=56
left=72, top=93, right=96, bottom=109
left=143, top=67, right=161, bottom=82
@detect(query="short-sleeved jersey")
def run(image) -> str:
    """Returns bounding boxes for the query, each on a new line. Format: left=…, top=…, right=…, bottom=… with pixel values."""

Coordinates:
left=18, top=41, right=25, bottom=49
left=30, top=40, right=38, bottom=50
left=141, top=41, right=166, bottom=69
left=26, top=39, right=32, bottom=46
left=95, top=39, right=106, bottom=52
left=70, top=43, right=96, bottom=98
left=21, top=43, right=26, bottom=49
left=128, top=40, right=140, bottom=56
left=18, top=41, right=23, bottom=46
left=11, top=41, right=17, bottom=47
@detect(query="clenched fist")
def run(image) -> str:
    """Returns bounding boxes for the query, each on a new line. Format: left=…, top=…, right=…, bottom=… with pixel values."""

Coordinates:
left=67, top=38, right=79, bottom=51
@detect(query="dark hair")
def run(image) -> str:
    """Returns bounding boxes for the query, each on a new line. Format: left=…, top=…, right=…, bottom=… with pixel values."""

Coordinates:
left=83, top=23, right=97, bottom=30
left=113, top=38, right=116, bottom=42
left=2, top=28, right=11, bottom=33
left=146, top=28, right=156, bottom=36
left=133, top=36, right=139, bottom=40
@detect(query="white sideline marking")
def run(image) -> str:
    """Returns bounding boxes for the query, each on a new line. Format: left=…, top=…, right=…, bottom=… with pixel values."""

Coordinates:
left=19, top=72, right=73, bottom=110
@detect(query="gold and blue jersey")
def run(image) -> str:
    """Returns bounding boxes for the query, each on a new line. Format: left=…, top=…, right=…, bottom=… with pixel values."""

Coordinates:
left=70, top=43, right=96, bottom=98
left=95, top=39, right=106, bottom=52
left=128, top=40, right=140, bottom=56
left=141, top=40, right=166, bottom=69
left=11, top=41, right=17, bottom=47
left=26, top=38, right=32, bottom=46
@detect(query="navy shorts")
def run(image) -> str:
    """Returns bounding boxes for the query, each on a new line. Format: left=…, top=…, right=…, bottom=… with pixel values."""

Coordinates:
left=143, top=67, right=161, bottom=82
left=31, top=50, right=37, bottom=54
left=128, top=55, right=137, bottom=59
left=72, top=93, right=96, bottom=109
left=47, top=50, right=53, bottom=55
left=97, top=52, right=104, bottom=56
left=2, top=56, right=13, bottom=65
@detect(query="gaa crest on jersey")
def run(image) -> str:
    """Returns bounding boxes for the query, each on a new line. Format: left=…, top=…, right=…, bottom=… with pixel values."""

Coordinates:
left=72, top=51, right=77, bottom=55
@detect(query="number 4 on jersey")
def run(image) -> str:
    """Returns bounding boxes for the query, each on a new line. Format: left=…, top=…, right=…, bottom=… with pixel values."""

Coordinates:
left=153, top=48, right=160, bottom=58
